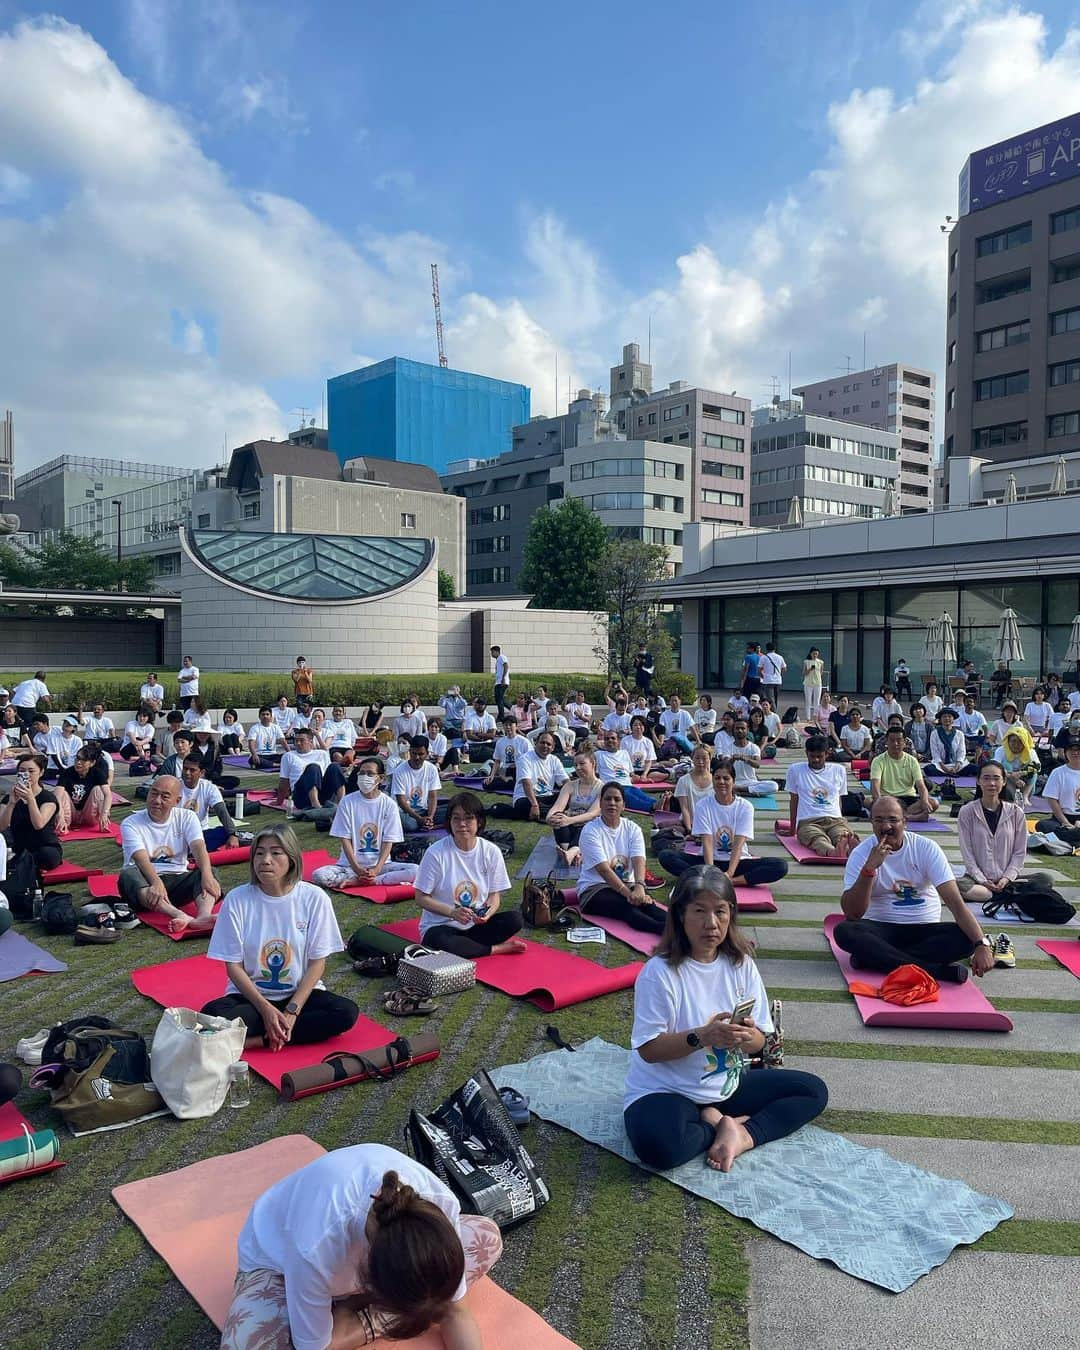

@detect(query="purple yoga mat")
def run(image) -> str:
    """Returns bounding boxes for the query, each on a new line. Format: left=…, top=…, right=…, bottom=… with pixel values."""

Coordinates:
left=0, top=929, right=67, bottom=981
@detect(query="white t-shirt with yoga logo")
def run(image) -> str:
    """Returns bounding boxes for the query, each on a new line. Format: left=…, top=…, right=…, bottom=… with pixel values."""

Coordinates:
left=512, top=751, right=568, bottom=804
left=692, top=795, right=755, bottom=861
left=415, top=836, right=511, bottom=938
left=577, top=816, right=646, bottom=898
left=280, top=748, right=330, bottom=788
left=207, top=880, right=344, bottom=997
left=329, top=790, right=403, bottom=867
left=121, top=806, right=204, bottom=875
left=842, top=832, right=954, bottom=925
left=785, top=761, right=846, bottom=823
left=179, top=776, right=224, bottom=825
left=493, top=733, right=531, bottom=774
left=390, top=761, right=442, bottom=812
left=621, top=734, right=657, bottom=774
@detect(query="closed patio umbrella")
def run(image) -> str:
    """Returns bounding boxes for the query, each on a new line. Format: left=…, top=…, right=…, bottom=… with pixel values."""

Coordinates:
left=939, top=611, right=957, bottom=685
left=1002, top=473, right=1018, bottom=505
left=922, top=617, right=941, bottom=686
left=1051, top=456, right=1069, bottom=495
left=994, top=608, right=1024, bottom=665
left=882, top=483, right=898, bottom=517
left=785, top=495, right=804, bottom=527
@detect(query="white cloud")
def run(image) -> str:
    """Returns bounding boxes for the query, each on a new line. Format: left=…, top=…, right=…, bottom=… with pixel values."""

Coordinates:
left=227, top=75, right=308, bottom=133
left=0, top=163, right=29, bottom=203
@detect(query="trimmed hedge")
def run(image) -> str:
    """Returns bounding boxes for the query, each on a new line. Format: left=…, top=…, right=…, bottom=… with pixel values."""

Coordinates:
left=2, top=669, right=699, bottom=710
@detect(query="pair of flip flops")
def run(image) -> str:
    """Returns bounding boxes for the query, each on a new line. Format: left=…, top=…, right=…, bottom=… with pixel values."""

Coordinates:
left=382, top=987, right=437, bottom=1017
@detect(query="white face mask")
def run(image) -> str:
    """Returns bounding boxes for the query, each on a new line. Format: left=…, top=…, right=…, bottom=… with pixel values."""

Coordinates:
left=397, top=742, right=410, bottom=756
left=355, top=774, right=378, bottom=793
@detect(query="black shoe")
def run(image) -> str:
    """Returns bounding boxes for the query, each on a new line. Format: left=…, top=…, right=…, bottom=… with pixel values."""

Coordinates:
left=352, top=953, right=398, bottom=977
left=74, top=911, right=119, bottom=945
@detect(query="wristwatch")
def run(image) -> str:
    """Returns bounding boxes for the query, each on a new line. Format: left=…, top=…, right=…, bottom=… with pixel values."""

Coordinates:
left=977, top=936, right=992, bottom=950
left=284, top=1001, right=300, bottom=1015
left=686, top=1030, right=702, bottom=1049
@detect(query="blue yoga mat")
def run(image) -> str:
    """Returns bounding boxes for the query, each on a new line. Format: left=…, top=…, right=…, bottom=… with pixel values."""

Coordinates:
left=491, top=1038, right=1012, bottom=1292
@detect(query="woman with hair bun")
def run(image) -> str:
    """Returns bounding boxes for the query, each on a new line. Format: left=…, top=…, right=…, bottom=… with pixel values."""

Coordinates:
left=222, top=1142, right=500, bottom=1349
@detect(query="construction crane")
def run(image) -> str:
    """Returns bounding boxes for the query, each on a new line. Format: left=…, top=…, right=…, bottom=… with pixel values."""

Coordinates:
left=431, top=262, right=448, bottom=368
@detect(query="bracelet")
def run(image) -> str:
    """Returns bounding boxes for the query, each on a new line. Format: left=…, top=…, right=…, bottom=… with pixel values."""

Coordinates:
left=861, top=867, right=878, bottom=879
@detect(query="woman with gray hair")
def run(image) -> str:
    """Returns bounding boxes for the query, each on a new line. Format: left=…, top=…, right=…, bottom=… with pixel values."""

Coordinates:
left=623, top=865, right=827, bottom=1173
left=202, top=824, right=358, bottom=1050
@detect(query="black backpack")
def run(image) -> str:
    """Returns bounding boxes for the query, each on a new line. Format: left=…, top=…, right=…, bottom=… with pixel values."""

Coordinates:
left=983, top=884, right=1077, bottom=925
left=5, top=850, right=39, bottom=920
left=41, top=893, right=78, bottom=935
left=390, top=836, right=434, bottom=865
left=480, top=828, right=516, bottom=858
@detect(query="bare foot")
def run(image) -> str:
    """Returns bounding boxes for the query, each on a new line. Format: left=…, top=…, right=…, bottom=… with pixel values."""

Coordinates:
left=699, top=1105, right=724, bottom=1132
left=706, top=1114, right=754, bottom=1172
left=166, top=910, right=193, bottom=934
left=492, top=937, right=528, bottom=955
left=188, top=910, right=217, bottom=933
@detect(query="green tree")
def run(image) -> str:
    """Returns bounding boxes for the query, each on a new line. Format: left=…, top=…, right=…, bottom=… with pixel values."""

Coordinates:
left=437, top=568, right=456, bottom=600
left=596, top=538, right=671, bottom=680
left=0, top=531, right=155, bottom=616
left=519, top=498, right=608, bottom=609
left=0, top=539, right=38, bottom=588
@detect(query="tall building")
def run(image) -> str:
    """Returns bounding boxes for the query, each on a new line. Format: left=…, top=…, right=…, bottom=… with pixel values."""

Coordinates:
left=0, top=411, right=14, bottom=503
left=792, top=362, right=934, bottom=511
left=14, top=455, right=190, bottom=541
left=749, top=413, right=901, bottom=526
left=67, top=472, right=207, bottom=579
left=327, top=357, right=530, bottom=475
left=944, top=110, right=1080, bottom=479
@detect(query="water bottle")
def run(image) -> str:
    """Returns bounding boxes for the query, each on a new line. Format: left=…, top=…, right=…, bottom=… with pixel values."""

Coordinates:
left=234, top=792, right=245, bottom=821
left=32, top=883, right=44, bottom=921
left=227, top=1061, right=251, bottom=1108
left=284, top=798, right=294, bottom=819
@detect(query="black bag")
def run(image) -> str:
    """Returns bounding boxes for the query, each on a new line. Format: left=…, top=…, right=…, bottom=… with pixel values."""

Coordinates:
left=346, top=925, right=410, bottom=962
left=390, top=836, right=434, bottom=864
left=983, top=884, right=1076, bottom=925
left=840, top=790, right=868, bottom=819
left=5, top=850, right=39, bottom=920
left=651, top=826, right=687, bottom=852
left=780, top=705, right=800, bottom=724
left=405, top=1069, right=549, bottom=1229
left=40, top=893, right=78, bottom=935
left=480, top=827, right=516, bottom=858
left=35, top=1017, right=164, bottom=1132
left=127, top=759, right=154, bottom=778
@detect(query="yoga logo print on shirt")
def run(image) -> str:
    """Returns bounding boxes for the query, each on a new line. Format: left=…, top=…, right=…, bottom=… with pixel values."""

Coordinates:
left=610, top=853, right=630, bottom=882
left=631, top=750, right=646, bottom=772
left=811, top=786, right=831, bottom=807
left=892, top=878, right=920, bottom=908
left=701, top=1047, right=744, bottom=1098
left=453, top=879, right=481, bottom=912
left=716, top=828, right=733, bottom=853
left=358, top=821, right=380, bottom=854
left=254, top=938, right=293, bottom=992
left=409, top=788, right=424, bottom=809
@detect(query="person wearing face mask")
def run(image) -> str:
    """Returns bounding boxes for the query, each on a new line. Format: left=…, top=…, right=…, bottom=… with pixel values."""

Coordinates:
left=312, top=758, right=420, bottom=890
left=392, top=701, right=427, bottom=742
left=835, top=795, right=995, bottom=984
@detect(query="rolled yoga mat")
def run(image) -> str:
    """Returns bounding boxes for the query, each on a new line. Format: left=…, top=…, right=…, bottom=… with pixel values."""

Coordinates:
left=381, top=917, right=642, bottom=1010
left=132, top=954, right=396, bottom=1089
left=823, top=914, right=1013, bottom=1032
left=0, top=1101, right=63, bottom=1184
left=279, top=1031, right=440, bottom=1100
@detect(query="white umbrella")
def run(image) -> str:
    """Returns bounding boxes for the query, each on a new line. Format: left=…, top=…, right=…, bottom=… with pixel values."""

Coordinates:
left=994, top=608, right=1024, bottom=665
left=1051, top=456, right=1069, bottom=495
left=1064, top=613, right=1080, bottom=668
left=1002, top=473, right=1018, bottom=505
left=882, top=483, right=898, bottom=517
left=939, top=611, right=957, bottom=673
left=785, top=495, right=803, bottom=527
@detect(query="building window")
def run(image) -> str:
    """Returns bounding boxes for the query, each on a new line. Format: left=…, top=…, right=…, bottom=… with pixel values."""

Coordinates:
left=197, top=513, right=211, bottom=528
left=948, top=292, right=957, bottom=316
left=871, top=399, right=881, bottom=408
left=400, top=512, right=416, bottom=528
left=242, top=500, right=260, bottom=520
left=948, top=340, right=956, bottom=364
left=468, top=504, right=511, bottom=524
left=1050, top=305, right=1080, bottom=336
left=872, top=376, right=881, bottom=385
left=1047, top=412, right=1080, bottom=438
left=637, top=416, right=644, bottom=426
left=607, top=525, right=683, bottom=546
left=663, top=404, right=689, bottom=421
left=976, top=222, right=1031, bottom=256
left=467, top=567, right=510, bottom=585
left=1051, top=257, right=1080, bottom=284
left=569, top=457, right=683, bottom=481
left=950, top=251, right=957, bottom=274
left=947, top=388, right=955, bottom=410
left=974, top=371, right=1029, bottom=401
left=973, top=421, right=1027, bottom=450
left=456, top=482, right=488, bottom=498
left=976, top=272, right=1030, bottom=304
left=976, top=319, right=1030, bottom=351
left=1049, top=359, right=1080, bottom=388
left=702, top=432, right=743, bottom=452
left=701, top=489, right=744, bottom=506
left=700, top=461, right=744, bottom=479
left=648, top=412, right=656, bottom=424
left=1051, top=205, right=1080, bottom=234
left=579, top=492, right=684, bottom=512
left=711, top=406, right=745, bottom=424
left=678, top=430, right=689, bottom=441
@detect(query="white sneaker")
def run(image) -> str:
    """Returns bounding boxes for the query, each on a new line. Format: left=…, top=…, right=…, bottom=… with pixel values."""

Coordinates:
left=15, top=1028, right=51, bottom=1065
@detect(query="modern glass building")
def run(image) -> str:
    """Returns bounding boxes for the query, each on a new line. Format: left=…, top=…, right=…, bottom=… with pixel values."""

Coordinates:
left=327, top=357, right=530, bottom=475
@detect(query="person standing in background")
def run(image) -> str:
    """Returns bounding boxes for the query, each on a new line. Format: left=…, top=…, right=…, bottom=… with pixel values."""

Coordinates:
left=491, top=644, right=510, bottom=718
left=802, top=647, right=825, bottom=720
left=760, top=643, right=786, bottom=710
left=11, top=671, right=51, bottom=731
left=741, top=643, right=763, bottom=699
left=290, top=656, right=314, bottom=700
left=177, top=656, right=200, bottom=711
left=634, top=642, right=655, bottom=696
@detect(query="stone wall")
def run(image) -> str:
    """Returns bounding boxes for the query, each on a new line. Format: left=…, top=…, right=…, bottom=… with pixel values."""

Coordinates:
left=0, top=615, right=162, bottom=667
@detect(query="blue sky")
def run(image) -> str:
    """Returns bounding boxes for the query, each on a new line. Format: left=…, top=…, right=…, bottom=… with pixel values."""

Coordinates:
left=1, top=1, right=1079, bottom=468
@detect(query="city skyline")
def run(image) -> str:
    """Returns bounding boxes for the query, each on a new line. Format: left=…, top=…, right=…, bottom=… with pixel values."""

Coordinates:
left=2, top=2, right=1080, bottom=469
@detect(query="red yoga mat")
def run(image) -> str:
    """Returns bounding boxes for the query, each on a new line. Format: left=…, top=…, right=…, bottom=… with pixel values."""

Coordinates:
left=774, top=821, right=848, bottom=865
left=42, top=860, right=102, bottom=884
left=823, top=914, right=1013, bottom=1031
left=381, top=918, right=642, bottom=1010
left=58, top=822, right=122, bottom=844
left=205, top=844, right=252, bottom=867
left=245, top=789, right=288, bottom=810
left=0, top=1101, right=64, bottom=1184
left=138, top=901, right=223, bottom=941
left=297, top=849, right=413, bottom=901
left=131, top=954, right=394, bottom=1090
left=1036, top=939, right=1080, bottom=979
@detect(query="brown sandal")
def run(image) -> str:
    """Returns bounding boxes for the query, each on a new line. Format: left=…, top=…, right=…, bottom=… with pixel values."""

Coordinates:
left=382, top=988, right=437, bottom=1017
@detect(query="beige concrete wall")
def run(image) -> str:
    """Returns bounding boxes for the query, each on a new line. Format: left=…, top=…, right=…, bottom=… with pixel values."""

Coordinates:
left=437, top=605, right=473, bottom=670
left=482, top=608, right=607, bottom=674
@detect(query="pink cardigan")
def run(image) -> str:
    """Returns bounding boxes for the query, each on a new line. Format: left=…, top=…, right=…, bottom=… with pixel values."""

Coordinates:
left=956, top=799, right=1028, bottom=884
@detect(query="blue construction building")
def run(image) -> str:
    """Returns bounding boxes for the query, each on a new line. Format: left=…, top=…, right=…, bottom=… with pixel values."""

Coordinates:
left=327, top=357, right=530, bottom=475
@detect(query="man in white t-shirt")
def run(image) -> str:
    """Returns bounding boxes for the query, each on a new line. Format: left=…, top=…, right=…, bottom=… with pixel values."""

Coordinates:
left=139, top=673, right=166, bottom=714
left=463, top=699, right=497, bottom=757
left=179, top=755, right=238, bottom=853
left=177, top=656, right=200, bottom=710
left=658, top=694, right=697, bottom=752
left=593, top=729, right=662, bottom=813
left=1038, top=737, right=1080, bottom=844
left=247, top=706, right=288, bottom=769
left=784, top=735, right=858, bottom=857
left=485, top=715, right=530, bottom=791
left=272, top=695, right=299, bottom=739
left=510, top=731, right=569, bottom=821
left=11, top=671, right=51, bottom=730
left=491, top=643, right=511, bottom=718
left=836, top=795, right=993, bottom=983
left=275, top=727, right=345, bottom=810
left=760, top=643, right=786, bottom=708
left=391, top=737, right=443, bottom=832
left=118, top=776, right=222, bottom=933
left=82, top=702, right=121, bottom=753
left=601, top=690, right=633, bottom=736
left=729, top=719, right=780, bottom=797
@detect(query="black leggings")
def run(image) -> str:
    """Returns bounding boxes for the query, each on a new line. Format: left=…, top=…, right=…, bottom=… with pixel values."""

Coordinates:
left=422, top=909, right=524, bottom=958
left=219, top=733, right=243, bottom=753
left=200, top=988, right=359, bottom=1045
left=552, top=823, right=584, bottom=847
left=624, top=1070, right=828, bottom=1170
left=489, top=794, right=558, bottom=821
left=580, top=885, right=666, bottom=933
left=657, top=850, right=788, bottom=888
left=832, top=919, right=977, bottom=980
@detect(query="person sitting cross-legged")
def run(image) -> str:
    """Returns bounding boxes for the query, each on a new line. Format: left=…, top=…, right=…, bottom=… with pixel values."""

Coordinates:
left=593, top=728, right=666, bottom=813
left=462, top=698, right=498, bottom=760
left=956, top=760, right=1054, bottom=908
left=834, top=795, right=995, bottom=984
left=484, top=714, right=530, bottom=791
left=81, top=702, right=121, bottom=754
left=507, top=730, right=569, bottom=821
left=275, top=726, right=347, bottom=812
left=53, top=744, right=114, bottom=835
left=247, top=705, right=287, bottom=770
left=869, top=726, right=939, bottom=822
left=575, top=782, right=667, bottom=934
left=782, top=734, right=859, bottom=858
left=545, top=748, right=603, bottom=868
left=391, top=736, right=443, bottom=833
left=202, top=824, right=358, bottom=1047
left=311, top=758, right=420, bottom=892
left=993, top=727, right=1039, bottom=809
left=178, top=753, right=239, bottom=853
left=1036, top=734, right=1080, bottom=846
left=658, top=759, right=788, bottom=886
left=729, top=718, right=780, bottom=797
left=839, top=708, right=873, bottom=762
left=924, top=707, right=979, bottom=801
left=623, top=865, right=827, bottom=1173
left=118, top=775, right=221, bottom=934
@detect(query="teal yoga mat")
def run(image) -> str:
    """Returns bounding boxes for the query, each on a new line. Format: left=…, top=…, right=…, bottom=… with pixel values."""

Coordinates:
left=491, top=1038, right=1012, bottom=1292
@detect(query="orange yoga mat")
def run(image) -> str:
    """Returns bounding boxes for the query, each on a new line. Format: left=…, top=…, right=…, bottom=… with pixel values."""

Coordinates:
left=113, top=1135, right=580, bottom=1347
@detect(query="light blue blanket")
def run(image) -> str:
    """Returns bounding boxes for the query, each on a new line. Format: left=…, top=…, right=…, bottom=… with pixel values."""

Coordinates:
left=491, top=1038, right=1012, bottom=1292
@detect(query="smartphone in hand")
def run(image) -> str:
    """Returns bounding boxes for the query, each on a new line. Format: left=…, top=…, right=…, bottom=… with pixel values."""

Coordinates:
left=729, top=997, right=756, bottom=1025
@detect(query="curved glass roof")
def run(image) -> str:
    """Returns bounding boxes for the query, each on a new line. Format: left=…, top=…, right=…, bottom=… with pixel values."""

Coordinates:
left=188, top=531, right=432, bottom=601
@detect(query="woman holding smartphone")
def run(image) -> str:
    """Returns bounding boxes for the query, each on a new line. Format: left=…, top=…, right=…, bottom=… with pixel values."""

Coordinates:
left=0, top=753, right=62, bottom=874
left=624, top=865, right=827, bottom=1172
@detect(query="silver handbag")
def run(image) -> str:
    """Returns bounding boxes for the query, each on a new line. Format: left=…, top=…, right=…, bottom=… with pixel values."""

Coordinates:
left=398, top=944, right=476, bottom=998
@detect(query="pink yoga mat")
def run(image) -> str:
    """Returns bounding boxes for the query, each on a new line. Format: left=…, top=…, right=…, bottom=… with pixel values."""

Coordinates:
left=823, top=914, right=1013, bottom=1031
left=58, top=822, right=122, bottom=844
left=382, top=917, right=642, bottom=1010
left=0, top=1101, right=64, bottom=1184
left=42, top=860, right=102, bottom=884
left=245, top=789, right=288, bottom=810
left=1036, top=939, right=1080, bottom=979
left=559, top=883, right=776, bottom=921
left=110, top=790, right=129, bottom=805
left=132, top=954, right=394, bottom=1089
left=774, top=822, right=848, bottom=865
left=138, top=901, right=223, bottom=941
left=298, top=849, right=415, bottom=902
